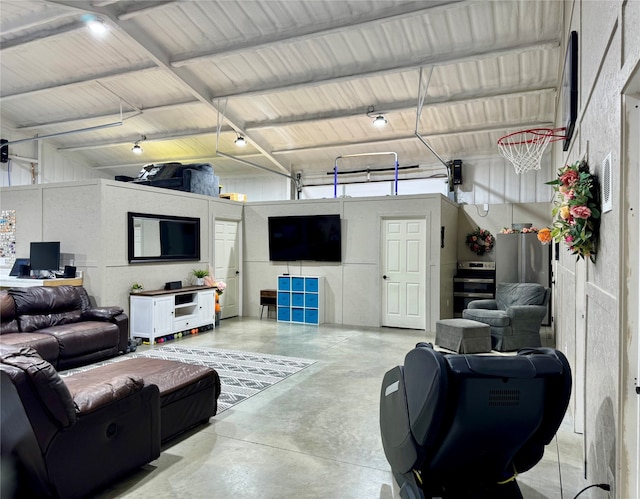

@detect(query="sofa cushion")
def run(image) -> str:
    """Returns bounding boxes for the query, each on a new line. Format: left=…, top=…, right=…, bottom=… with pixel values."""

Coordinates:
left=38, top=321, right=120, bottom=359
left=10, top=286, right=83, bottom=332
left=0, top=290, right=19, bottom=335
left=462, top=308, right=511, bottom=327
left=0, top=332, right=59, bottom=364
left=496, top=283, right=547, bottom=310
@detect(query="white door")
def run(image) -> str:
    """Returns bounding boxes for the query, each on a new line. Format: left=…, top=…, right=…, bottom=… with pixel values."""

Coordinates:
left=215, top=220, right=240, bottom=318
left=381, top=218, right=427, bottom=329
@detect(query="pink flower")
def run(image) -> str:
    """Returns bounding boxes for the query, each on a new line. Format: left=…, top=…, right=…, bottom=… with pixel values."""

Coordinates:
left=563, top=189, right=575, bottom=200
left=560, top=169, right=579, bottom=186
left=570, top=205, right=592, bottom=219
left=565, top=235, right=574, bottom=244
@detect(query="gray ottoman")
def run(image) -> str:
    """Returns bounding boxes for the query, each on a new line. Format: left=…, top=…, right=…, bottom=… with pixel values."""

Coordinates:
left=435, top=318, right=491, bottom=353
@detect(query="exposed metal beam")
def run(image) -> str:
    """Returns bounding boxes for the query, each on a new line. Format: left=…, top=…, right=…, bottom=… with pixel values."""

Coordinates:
left=171, top=1, right=464, bottom=68
left=0, top=9, right=76, bottom=36
left=15, top=99, right=203, bottom=130
left=0, top=20, right=86, bottom=52
left=271, top=121, right=554, bottom=155
left=213, top=40, right=560, bottom=100
left=0, top=63, right=158, bottom=101
left=57, top=128, right=230, bottom=152
left=117, top=1, right=178, bottom=21
left=245, top=87, right=557, bottom=130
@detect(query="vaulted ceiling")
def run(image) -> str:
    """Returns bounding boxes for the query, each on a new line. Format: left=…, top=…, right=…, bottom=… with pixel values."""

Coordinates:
left=1, top=0, right=563, bottom=181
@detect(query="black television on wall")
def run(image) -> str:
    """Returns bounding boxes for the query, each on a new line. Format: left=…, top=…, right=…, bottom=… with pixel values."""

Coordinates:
left=128, top=212, right=200, bottom=263
left=268, top=214, right=341, bottom=262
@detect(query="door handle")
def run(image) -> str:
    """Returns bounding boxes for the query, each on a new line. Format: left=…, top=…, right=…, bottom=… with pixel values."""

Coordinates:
left=383, top=275, right=388, bottom=280
left=235, top=270, right=240, bottom=275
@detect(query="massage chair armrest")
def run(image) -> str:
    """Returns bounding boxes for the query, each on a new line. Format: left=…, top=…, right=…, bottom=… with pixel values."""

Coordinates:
left=467, top=299, right=498, bottom=310
left=70, top=374, right=144, bottom=415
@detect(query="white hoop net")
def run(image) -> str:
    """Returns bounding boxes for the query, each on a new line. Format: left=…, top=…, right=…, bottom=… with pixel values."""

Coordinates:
left=497, top=128, right=565, bottom=174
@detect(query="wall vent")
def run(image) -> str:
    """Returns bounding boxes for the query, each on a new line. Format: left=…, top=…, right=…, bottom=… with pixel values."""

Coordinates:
left=602, top=153, right=612, bottom=213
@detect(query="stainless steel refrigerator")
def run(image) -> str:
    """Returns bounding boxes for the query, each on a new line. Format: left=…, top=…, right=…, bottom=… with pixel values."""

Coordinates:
left=495, top=233, right=551, bottom=325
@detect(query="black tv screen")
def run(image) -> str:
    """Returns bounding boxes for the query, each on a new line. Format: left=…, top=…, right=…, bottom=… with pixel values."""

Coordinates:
left=30, top=241, right=60, bottom=272
left=268, top=215, right=341, bottom=262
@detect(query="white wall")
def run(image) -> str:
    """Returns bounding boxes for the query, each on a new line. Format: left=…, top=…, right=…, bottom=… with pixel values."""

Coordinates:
left=0, top=180, right=243, bottom=315
left=243, top=194, right=455, bottom=330
left=551, top=1, right=640, bottom=496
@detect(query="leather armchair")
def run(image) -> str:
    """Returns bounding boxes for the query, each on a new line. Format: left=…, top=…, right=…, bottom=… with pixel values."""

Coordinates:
left=0, top=345, right=161, bottom=499
left=462, top=282, right=550, bottom=351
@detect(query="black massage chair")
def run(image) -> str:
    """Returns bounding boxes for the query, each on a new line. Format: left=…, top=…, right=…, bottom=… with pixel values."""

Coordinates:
left=380, top=343, right=572, bottom=499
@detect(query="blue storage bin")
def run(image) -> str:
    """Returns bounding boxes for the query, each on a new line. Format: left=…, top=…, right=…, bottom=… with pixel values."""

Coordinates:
left=292, top=293, right=304, bottom=307
left=277, top=307, right=290, bottom=321
left=292, top=277, right=304, bottom=291
left=277, top=292, right=290, bottom=306
left=305, top=293, right=318, bottom=308
left=305, top=309, right=319, bottom=324
left=278, top=276, right=290, bottom=291
left=305, top=278, right=319, bottom=292
left=292, top=308, right=305, bottom=322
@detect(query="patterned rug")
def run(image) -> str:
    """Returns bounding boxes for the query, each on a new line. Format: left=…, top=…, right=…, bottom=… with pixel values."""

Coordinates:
left=60, top=345, right=316, bottom=413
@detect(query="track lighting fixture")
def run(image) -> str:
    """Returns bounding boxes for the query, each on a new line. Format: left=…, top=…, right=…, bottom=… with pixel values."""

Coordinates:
left=367, top=105, right=388, bottom=127
left=234, top=134, right=247, bottom=147
left=131, top=135, right=146, bottom=154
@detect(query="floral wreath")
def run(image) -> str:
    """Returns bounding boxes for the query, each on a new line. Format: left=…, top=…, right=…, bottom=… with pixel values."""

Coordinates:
left=546, top=160, right=601, bottom=262
left=466, top=227, right=494, bottom=256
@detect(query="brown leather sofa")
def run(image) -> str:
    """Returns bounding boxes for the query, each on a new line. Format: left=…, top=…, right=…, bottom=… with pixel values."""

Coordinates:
left=0, top=286, right=129, bottom=370
left=0, top=345, right=161, bottom=499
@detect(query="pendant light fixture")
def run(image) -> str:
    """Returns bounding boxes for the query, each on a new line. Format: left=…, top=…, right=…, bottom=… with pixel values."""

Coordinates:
left=131, top=135, right=146, bottom=154
left=367, top=105, right=388, bottom=127
left=234, top=134, right=247, bottom=147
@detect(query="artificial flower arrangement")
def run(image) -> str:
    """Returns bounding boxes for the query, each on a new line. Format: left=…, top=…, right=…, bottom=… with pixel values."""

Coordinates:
left=465, top=227, right=494, bottom=256
left=499, top=226, right=541, bottom=234
left=545, top=160, right=601, bottom=262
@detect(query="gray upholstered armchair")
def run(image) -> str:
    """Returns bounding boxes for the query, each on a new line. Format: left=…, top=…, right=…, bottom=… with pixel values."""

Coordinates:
left=462, top=282, right=550, bottom=351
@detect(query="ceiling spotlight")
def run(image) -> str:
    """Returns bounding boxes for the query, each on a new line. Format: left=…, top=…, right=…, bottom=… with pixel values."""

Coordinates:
left=234, top=135, right=247, bottom=147
left=86, top=18, right=108, bottom=35
left=131, top=135, right=146, bottom=154
left=373, top=115, right=388, bottom=127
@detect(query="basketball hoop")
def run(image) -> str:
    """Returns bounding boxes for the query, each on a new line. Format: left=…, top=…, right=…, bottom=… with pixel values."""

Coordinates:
left=497, top=128, right=566, bottom=174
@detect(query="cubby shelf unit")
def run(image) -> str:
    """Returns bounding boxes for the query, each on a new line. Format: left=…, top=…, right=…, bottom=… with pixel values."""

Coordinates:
left=277, top=275, right=324, bottom=325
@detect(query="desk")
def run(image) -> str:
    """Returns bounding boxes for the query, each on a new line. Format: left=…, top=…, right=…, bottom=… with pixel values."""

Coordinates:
left=260, top=289, right=277, bottom=319
left=0, top=276, right=83, bottom=289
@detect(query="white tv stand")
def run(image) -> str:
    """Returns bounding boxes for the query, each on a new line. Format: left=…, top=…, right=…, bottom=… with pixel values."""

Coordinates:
left=130, top=285, right=215, bottom=344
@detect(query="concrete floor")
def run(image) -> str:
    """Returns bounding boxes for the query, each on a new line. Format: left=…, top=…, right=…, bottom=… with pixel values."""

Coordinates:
left=96, top=318, right=588, bottom=499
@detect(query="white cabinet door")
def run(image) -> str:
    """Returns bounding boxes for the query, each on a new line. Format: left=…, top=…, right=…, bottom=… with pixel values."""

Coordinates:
left=198, top=289, right=215, bottom=325
left=154, top=296, right=174, bottom=336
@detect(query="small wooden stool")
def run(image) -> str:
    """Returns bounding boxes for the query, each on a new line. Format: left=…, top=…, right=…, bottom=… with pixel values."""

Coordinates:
left=435, top=318, right=491, bottom=353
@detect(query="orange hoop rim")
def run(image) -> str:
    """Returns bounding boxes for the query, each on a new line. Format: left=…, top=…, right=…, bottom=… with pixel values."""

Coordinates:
left=497, top=127, right=566, bottom=146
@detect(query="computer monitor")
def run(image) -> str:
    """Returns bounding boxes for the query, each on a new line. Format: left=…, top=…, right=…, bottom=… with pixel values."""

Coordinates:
left=29, top=242, right=60, bottom=275
left=9, top=258, right=30, bottom=277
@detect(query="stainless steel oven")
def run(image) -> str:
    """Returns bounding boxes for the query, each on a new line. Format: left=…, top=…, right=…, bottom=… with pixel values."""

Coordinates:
left=453, top=261, right=496, bottom=317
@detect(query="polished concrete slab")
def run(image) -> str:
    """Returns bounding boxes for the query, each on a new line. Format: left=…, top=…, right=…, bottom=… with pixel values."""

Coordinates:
left=95, top=318, right=588, bottom=499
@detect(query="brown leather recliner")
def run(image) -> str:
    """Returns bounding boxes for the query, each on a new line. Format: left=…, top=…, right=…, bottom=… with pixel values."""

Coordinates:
left=0, top=345, right=161, bottom=499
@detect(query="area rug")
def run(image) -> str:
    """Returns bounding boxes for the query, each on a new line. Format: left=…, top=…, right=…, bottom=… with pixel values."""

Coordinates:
left=60, top=345, right=316, bottom=413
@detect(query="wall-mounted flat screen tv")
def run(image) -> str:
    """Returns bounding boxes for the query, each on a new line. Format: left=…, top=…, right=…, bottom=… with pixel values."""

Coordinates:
left=128, top=212, right=200, bottom=263
left=268, top=214, right=341, bottom=262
